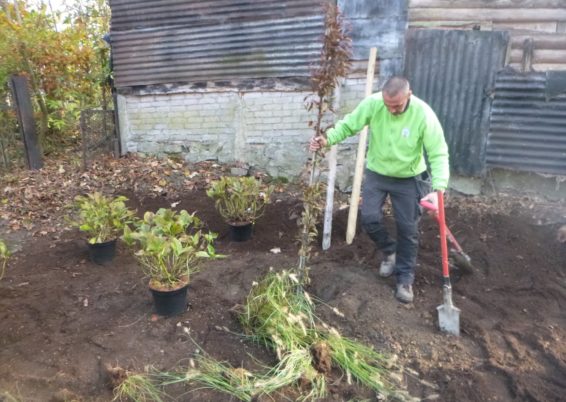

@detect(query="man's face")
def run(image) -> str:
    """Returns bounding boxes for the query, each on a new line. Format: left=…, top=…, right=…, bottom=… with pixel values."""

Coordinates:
left=383, top=90, right=412, bottom=115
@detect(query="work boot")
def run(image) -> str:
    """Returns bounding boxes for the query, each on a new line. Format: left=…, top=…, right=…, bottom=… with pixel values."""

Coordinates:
left=395, top=284, right=414, bottom=303
left=379, top=253, right=396, bottom=277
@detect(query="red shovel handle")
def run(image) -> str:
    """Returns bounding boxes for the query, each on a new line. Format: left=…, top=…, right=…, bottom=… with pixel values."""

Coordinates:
left=437, top=191, right=450, bottom=278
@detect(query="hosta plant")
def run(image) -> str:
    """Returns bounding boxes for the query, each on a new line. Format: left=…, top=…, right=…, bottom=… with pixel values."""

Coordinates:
left=72, top=192, right=135, bottom=244
left=206, top=176, right=273, bottom=225
left=123, top=208, right=222, bottom=289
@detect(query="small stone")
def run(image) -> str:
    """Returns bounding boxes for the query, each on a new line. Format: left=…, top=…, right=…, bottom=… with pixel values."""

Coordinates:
left=230, top=167, right=249, bottom=176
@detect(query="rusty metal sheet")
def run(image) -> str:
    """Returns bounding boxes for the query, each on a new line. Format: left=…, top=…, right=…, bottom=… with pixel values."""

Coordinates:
left=109, top=0, right=326, bottom=87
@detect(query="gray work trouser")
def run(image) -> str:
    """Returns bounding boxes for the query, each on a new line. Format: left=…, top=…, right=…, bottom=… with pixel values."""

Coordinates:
left=361, top=169, right=431, bottom=285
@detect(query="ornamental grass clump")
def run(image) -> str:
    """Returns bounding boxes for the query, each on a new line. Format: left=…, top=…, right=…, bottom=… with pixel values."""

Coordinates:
left=164, top=354, right=255, bottom=401
left=0, top=239, right=10, bottom=281
left=256, top=349, right=326, bottom=401
left=239, top=269, right=410, bottom=400
left=162, top=348, right=326, bottom=401
left=206, top=176, right=273, bottom=225
left=239, top=270, right=317, bottom=358
left=324, top=331, right=408, bottom=399
left=112, top=371, right=166, bottom=402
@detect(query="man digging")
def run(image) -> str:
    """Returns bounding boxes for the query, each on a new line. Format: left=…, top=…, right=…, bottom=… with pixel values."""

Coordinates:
left=310, top=76, right=450, bottom=303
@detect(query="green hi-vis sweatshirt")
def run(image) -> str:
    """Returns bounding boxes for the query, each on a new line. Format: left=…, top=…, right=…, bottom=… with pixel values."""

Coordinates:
left=327, top=93, right=450, bottom=190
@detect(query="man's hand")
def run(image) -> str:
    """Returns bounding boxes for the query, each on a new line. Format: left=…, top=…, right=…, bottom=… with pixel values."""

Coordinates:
left=420, top=191, right=443, bottom=214
left=309, top=136, right=327, bottom=152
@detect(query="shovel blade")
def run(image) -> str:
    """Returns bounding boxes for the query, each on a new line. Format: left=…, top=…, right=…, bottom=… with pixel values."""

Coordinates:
left=437, top=303, right=461, bottom=336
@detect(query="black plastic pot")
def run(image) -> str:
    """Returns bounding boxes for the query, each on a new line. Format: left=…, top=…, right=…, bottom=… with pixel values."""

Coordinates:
left=229, top=222, right=253, bottom=242
left=149, top=283, right=189, bottom=316
left=88, top=239, right=117, bottom=265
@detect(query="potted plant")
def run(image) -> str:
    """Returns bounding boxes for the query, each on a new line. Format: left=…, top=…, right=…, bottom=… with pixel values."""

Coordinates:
left=72, top=192, right=135, bottom=265
left=206, top=176, right=273, bottom=241
left=0, top=239, right=10, bottom=281
left=123, top=208, right=222, bottom=316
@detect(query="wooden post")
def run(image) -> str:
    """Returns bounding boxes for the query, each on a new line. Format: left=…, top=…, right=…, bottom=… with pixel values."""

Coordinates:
left=346, top=48, right=377, bottom=244
left=322, top=81, right=343, bottom=250
left=9, top=75, right=42, bottom=170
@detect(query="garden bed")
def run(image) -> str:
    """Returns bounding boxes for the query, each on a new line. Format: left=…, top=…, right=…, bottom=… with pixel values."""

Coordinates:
left=0, top=175, right=565, bottom=401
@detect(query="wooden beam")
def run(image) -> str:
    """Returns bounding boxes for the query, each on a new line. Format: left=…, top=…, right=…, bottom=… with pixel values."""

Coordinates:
left=511, top=34, right=566, bottom=50
left=508, top=62, right=566, bottom=71
left=493, top=22, right=558, bottom=32
left=509, top=48, right=566, bottom=64
left=411, top=8, right=566, bottom=22
left=410, top=0, right=566, bottom=8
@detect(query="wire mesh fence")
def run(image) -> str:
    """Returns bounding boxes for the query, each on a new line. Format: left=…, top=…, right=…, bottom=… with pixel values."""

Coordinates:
left=0, top=100, right=24, bottom=172
left=80, top=108, right=118, bottom=170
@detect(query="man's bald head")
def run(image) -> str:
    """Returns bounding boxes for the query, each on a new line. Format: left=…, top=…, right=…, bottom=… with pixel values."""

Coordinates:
left=382, top=77, right=412, bottom=115
left=383, top=77, right=410, bottom=98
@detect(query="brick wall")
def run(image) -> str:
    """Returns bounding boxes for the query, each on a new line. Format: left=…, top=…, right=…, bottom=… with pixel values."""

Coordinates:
left=117, top=81, right=371, bottom=188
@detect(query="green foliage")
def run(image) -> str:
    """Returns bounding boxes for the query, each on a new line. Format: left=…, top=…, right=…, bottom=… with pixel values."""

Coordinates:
left=112, top=372, right=166, bottom=402
left=206, top=176, right=273, bottom=224
left=297, top=183, right=324, bottom=256
left=174, top=349, right=325, bottom=402
left=0, top=0, right=111, bottom=144
left=240, top=270, right=317, bottom=358
left=0, top=239, right=10, bottom=280
left=123, top=208, right=222, bottom=288
left=72, top=192, right=135, bottom=244
left=239, top=270, right=409, bottom=400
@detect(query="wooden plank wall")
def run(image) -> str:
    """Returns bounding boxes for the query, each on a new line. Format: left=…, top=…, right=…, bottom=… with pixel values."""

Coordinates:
left=409, top=0, right=566, bottom=71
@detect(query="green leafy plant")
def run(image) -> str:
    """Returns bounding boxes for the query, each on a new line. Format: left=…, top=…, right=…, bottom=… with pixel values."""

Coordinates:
left=72, top=192, right=135, bottom=244
left=0, top=239, right=10, bottom=280
left=0, top=0, right=112, bottom=145
left=123, top=208, right=222, bottom=289
left=206, top=176, right=273, bottom=225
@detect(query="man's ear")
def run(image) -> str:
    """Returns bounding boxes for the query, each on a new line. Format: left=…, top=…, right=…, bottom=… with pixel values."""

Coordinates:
left=408, top=90, right=413, bottom=98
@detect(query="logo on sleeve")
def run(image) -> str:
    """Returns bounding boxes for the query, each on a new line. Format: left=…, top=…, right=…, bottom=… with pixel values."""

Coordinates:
left=401, top=127, right=411, bottom=138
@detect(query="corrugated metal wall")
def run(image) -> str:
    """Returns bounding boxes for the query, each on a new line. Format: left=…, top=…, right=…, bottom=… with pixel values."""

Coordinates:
left=404, top=29, right=509, bottom=176
left=110, top=0, right=321, bottom=31
left=408, top=0, right=566, bottom=72
left=486, top=70, right=566, bottom=175
left=109, top=0, right=327, bottom=87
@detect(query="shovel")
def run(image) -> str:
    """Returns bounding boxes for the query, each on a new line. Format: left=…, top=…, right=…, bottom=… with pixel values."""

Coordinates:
left=420, top=199, right=474, bottom=274
left=434, top=191, right=461, bottom=336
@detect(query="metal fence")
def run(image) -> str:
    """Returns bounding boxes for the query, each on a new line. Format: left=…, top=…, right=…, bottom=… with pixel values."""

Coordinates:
left=80, top=109, right=118, bottom=170
left=0, top=100, right=23, bottom=172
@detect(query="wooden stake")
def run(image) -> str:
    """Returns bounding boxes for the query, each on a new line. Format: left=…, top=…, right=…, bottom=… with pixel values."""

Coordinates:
left=346, top=47, right=377, bottom=245
left=322, top=81, right=343, bottom=250
left=322, top=146, right=337, bottom=250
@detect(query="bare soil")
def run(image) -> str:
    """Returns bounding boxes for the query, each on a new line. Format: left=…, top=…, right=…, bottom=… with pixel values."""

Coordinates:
left=0, top=188, right=565, bottom=401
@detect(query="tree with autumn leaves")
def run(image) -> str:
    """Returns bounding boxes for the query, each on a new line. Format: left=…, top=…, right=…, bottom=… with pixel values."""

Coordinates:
left=0, top=0, right=110, bottom=152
